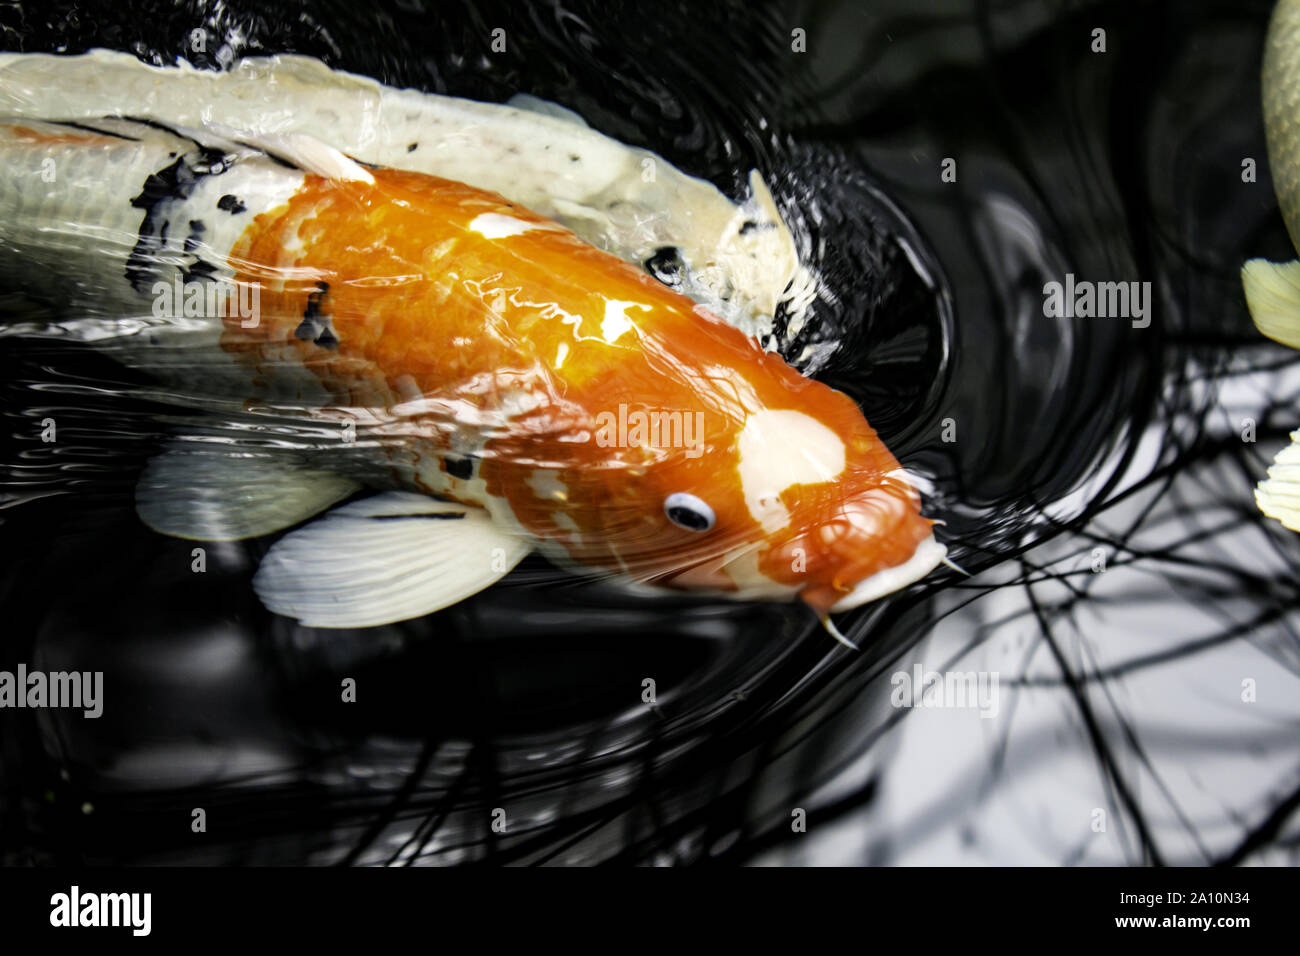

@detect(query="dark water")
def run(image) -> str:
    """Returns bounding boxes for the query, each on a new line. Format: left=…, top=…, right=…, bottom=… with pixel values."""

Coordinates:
left=0, top=0, right=1295, bottom=865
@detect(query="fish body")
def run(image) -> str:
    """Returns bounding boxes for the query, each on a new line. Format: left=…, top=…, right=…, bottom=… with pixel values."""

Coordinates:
left=0, top=80, right=942, bottom=629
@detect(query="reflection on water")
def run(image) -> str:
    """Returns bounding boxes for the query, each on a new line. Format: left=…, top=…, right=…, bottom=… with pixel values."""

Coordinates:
left=1, top=0, right=1297, bottom=865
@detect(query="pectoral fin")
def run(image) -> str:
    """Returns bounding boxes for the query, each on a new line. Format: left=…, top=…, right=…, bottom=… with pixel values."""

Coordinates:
left=1256, top=430, right=1300, bottom=532
left=252, top=491, right=531, bottom=628
left=1242, top=258, right=1300, bottom=348
left=136, top=443, right=361, bottom=541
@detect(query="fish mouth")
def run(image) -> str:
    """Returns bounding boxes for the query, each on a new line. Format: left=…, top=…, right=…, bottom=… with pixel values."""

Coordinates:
left=827, top=535, right=948, bottom=613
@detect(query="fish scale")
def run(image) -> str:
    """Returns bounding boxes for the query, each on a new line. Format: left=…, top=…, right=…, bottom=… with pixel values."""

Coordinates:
left=0, top=120, right=336, bottom=400
left=0, top=124, right=260, bottom=304
left=0, top=127, right=185, bottom=311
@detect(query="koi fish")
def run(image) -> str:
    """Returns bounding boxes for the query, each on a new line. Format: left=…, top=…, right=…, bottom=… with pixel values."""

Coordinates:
left=1242, top=0, right=1300, bottom=530
left=0, top=48, right=819, bottom=356
left=0, top=87, right=944, bottom=638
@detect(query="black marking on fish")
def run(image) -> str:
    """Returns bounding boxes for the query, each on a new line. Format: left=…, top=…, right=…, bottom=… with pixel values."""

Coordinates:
left=183, top=219, right=206, bottom=253
left=407, top=142, right=418, bottom=152
left=232, top=143, right=298, bottom=170
left=315, top=325, right=339, bottom=349
left=119, top=116, right=239, bottom=173
left=122, top=115, right=198, bottom=141
left=294, top=281, right=338, bottom=350
left=182, top=259, right=219, bottom=283
left=569, top=154, right=581, bottom=162
left=371, top=512, right=466, bottom=521
left=262, top=153, right=298, bottom=170
left=206, top=134, right=307, bottom=171
left=645, top=246, right=683, bottom=287
left=444, top=456, right=474, bottom=481
left=213, top=130, right=347, bottom=173
left=217, top=194, right=246, bottom=214
left=125, top=146, right=234, bottom=293
left=52, top=120, right=141, bottom=142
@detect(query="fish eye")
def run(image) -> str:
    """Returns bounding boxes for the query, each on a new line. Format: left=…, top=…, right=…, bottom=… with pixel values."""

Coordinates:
left=664, top=492, right=715, bottom=532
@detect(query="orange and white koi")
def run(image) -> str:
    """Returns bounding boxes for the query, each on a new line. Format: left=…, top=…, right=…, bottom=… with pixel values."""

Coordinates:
left=0, top=100, right=945, bottom=637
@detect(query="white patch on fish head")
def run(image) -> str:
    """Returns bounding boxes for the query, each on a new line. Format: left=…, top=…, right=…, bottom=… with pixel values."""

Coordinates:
left=736, top=409, right=846, bottom=534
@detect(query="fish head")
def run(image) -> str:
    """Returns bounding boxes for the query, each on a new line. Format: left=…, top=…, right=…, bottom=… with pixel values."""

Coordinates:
left=638, top=370, right=945, bottom=613
left=502, top=319, right=945, bottom=615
